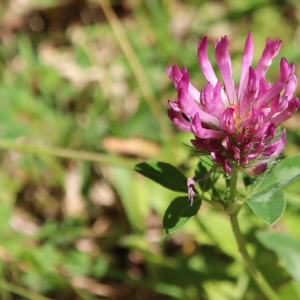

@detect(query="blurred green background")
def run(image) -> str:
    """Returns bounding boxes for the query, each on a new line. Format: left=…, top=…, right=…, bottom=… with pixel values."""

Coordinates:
left=0, top=0, right=300, bottom=299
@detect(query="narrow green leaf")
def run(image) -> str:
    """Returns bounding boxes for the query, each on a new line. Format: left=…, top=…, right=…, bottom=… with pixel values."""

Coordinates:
left=163, top=196, right=201, bottom=234
left=253, top=155, right=300, bottom=193
left=256, top=231, right=300, bottom=282
left=247, top=189, right=286, bottom=225
left=134, top=162, right=187, bottom=193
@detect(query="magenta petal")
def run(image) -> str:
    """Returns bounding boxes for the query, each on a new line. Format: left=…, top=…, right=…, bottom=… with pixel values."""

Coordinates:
left=190, top=138, right=204, bottom=150
left=200, top=82, right=222, bottom=117
left=246, top=67, right=258, bottom=96
left=242, top=107, right=265, bottom=136
left=255, top=58, right=291, bottom=108
left=211, top=151, right=224, bottom=164
left=236, top=129, right=247, bottom=144
left=167, top=65, right=182, bottom=87
left=220, top=108, right=236, bottom=134
left=239, top=66, right=258, bottom=117
left=181, top=66, right=188, bottom=74
left=191, top=137, right=220, bottom=151
left=283, top=74, right=298, bottom=100
left=168, top=100, right=181, bottom=112
left=243, top=142, right=254, bottom=153
left=264, top=124, right=277, bottom=144
left=269, top=95, right=288, bottom=116
left=198, top=37, right=218, bottom=86
left=263, top=140, right=282, bottom=156
left=191, top=113, right=225, bottom=139
left=177, top=72, right=201, bottom=102
left=221, top=136, right=231, bottom=150
left=188, top=85, right=201, bottom=103
left=167, top=66, right=200, bottom=101
left=177, top=88, right=201, bottom=116
left=255, top=38, right=282, bottom=77
left=271, top=97, right=300, bottom=125
left=178, top=72, right=190, bottom=90
left=246, top=163, right=268, bottom=176
left=241, top=153, right=260, bottom=166
left=238, top=31, right=254, bottom=100
left=231, top=146, right=241, bottom=160
left=214, top=81, right=226, bottom=110
left=268, top=129, right=287, bottom=158
left=211, top=151, right=232, bottom=173
left=204, top=81, right=213, bottom=103
left=253, top=142, right=264, bottom=154
left=167, top=65, right=189, bottom=90
left=215, top=36, right=236, bottom=105
left=223, top=160, right=233, bottom=174
left=277, top=96, right=289, bottom=113
left=257, top=76, right=271, bottom=99
left=177, top=88, right=220, bottom=125
left=167, top=109, right=191, bottom=131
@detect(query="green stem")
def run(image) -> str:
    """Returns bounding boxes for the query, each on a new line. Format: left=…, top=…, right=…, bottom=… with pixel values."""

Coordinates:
left=229, top=171, right=238, bottom=201
left=230, top=214, right=280, bottom=300
left=0, top=139, right=139, bottom=167
left=227, top=172, right=280, bottom=300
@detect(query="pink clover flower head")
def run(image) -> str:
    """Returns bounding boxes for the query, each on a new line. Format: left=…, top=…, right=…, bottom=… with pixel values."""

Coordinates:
left=167, top=32, right=299, bottom=176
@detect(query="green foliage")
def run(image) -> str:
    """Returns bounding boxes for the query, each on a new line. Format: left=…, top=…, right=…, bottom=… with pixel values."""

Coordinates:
left=252, top=155, right=300, bottom=193
left=246, top=155, right=300, bottom=225
left=163, top=196, right=201, bottom=234
left=257, top=231, right=300, bottom=282
left=134, top=162, right=187, bottom=193
left=247, top=189, right=286, bottom=225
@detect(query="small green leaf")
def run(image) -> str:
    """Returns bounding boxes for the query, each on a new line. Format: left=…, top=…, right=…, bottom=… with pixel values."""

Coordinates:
left=134, top=162, right=187, bottom=193
left=256, top=231, right=300, bottom=282
left=247, top=189, right=286, bottom=225
left=163, top=196, right=201, bottom=234
left=253, top=155, right=300, bottom=193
